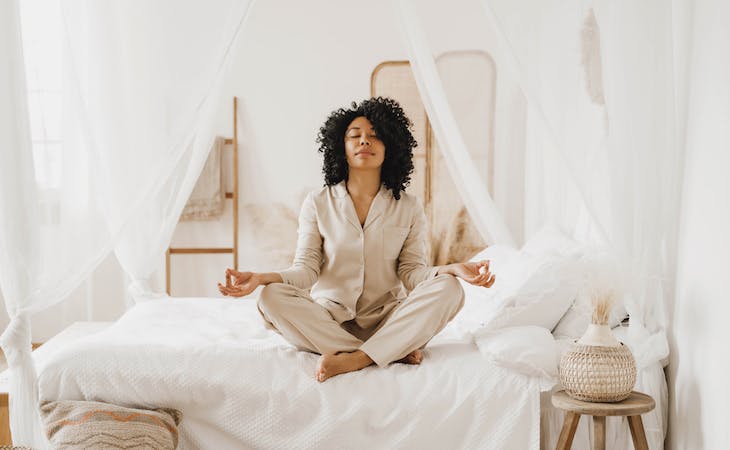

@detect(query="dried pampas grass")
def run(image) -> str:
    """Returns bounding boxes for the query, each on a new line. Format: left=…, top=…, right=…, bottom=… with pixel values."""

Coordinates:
left=580, top=250, right=622, bottom=325
left=591, top=290, right=616, bottom=325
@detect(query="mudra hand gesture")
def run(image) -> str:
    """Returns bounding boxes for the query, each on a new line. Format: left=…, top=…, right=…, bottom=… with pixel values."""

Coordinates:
left=218, top=268, right=260, bottom=297
left=448, top=260, right=495, bottom=288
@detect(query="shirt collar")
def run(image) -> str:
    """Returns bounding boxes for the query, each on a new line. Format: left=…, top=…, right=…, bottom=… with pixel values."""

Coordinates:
left=332, top=181, right=392, bottom=200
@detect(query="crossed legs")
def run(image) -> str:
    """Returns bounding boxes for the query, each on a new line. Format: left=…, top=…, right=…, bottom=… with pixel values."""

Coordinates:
left=257, top=274, right=464, bottom=382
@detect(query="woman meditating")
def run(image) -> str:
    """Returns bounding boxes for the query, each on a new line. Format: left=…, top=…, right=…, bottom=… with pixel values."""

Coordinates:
left=218, top=97, right=495, bottom=382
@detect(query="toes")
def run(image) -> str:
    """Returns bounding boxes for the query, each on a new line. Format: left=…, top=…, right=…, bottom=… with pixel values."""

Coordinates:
left=316, top=354, right=333, bottom=382
left=315, top=367, right=327, bottom=382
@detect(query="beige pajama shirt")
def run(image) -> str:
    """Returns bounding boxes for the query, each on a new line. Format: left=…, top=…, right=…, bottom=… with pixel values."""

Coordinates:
left=257, top=181, right=464, bottom=367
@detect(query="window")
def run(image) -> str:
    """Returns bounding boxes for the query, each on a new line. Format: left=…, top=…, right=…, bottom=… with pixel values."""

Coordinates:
left=20, top=0, right=63, bottom=192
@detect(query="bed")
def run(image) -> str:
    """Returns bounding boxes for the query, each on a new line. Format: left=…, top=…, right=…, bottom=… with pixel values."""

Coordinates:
left=31, top=295, right=667, bottom=449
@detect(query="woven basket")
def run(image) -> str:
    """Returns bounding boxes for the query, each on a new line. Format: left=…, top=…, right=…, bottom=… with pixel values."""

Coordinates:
left=559, top=342, right=637, bottom=402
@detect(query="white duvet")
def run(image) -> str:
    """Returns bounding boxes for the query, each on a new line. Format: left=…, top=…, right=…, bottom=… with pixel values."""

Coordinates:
left=38, top=297, right=542, bottom=450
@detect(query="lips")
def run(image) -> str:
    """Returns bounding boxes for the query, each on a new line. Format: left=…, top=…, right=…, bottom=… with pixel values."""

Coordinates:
left=356, top=151, right=375, bottom=156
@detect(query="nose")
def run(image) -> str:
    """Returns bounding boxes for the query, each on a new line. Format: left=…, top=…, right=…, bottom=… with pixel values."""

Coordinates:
left=359, top=135, right=370, bottom=146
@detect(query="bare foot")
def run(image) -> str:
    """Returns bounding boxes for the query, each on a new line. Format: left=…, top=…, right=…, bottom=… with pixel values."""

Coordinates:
left=315, top=350, right=373, bottom=382
left=395, top=349, right=423, bottom=365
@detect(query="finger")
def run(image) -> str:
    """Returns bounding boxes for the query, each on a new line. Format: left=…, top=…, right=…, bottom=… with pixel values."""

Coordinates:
left=226, top=273, right=232, bottom=288
left=477, top=261, right=490, bottom=275
left=465, top=273, right=486, bottom=285
left=218, top=284, right=237, bottom=295
left=226, top=284, right=247, bottom=295
left=475, top=273, right=492, bottom=287
left=219, top=284, right=232, bottom=295
left=217, top=283, right=228, bottom=296
left=463, top=272, right=483, bottom=282
left=483, top=274, right=496, bottom=288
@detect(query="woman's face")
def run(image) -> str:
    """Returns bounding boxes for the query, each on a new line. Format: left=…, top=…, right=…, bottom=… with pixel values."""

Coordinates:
left=344, top=116, right=385, bottom=171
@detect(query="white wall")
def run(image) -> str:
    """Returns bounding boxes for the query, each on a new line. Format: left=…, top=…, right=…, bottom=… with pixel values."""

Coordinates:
left=666, top=0, right=730, bottom=447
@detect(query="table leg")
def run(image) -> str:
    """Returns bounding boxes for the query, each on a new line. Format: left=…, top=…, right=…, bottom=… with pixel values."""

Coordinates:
left=556, top=411, right=581, bottom=450
left=628, top=415, right=649, bottom=450
left=592, top=416, right=605, bottom=450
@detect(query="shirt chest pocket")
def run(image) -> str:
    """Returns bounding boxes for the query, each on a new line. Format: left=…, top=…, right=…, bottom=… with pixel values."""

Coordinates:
left=383, top=226, right=410, bottom=260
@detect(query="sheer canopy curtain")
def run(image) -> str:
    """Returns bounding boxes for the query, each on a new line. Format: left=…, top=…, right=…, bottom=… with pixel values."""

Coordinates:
left=480, top=0, right=682, bottom=362
left=0, top=1, right=48, bottom=445
left=61, top=0, right=254, bottom=300
left=0, top=0, right=253, bottom=445
left=397, top=4, right=679, bottom=444
left=395, top=0, right=516, bottom=248
left=397, top=0, right=680, bottom=360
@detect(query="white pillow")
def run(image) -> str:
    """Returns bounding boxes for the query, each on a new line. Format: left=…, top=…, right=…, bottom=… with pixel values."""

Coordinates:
left=473, top=325, right=558, bottom=381
left=516, top=227, right=629, bottom=338
left=481, top=252, right=582, bottom=332
left=452, top=244, right=518, bottom=330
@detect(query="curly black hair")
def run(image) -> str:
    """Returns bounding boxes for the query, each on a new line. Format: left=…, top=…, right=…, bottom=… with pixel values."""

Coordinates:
left=317, top=97, right=416, bottom=200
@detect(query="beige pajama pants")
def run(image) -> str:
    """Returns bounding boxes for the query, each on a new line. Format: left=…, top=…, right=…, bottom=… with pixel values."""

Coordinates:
left=256, top=274, right=465, bottom=367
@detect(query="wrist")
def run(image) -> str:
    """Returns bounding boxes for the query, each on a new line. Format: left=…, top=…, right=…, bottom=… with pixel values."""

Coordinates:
left=437, top=264, right=455, bottom=276
left=258, top=272, right=283, bottom=285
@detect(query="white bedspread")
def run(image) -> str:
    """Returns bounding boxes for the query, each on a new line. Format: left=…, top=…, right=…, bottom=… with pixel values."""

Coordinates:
left=38, top=298, right=542, bottom=450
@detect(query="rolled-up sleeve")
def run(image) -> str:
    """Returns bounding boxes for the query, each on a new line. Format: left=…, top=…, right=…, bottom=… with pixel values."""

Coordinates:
left=277, top=192, right=322, bottom=289
left=397, top=198, right=439, bottom=291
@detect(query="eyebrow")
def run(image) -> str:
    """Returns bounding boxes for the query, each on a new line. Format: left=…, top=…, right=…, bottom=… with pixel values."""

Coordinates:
left=346, top=127, right=375, bottom=132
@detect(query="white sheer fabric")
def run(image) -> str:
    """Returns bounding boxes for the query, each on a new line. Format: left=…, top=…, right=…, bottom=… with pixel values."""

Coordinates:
left=0, top=0, right=709, bottom=446
left=0, top=2, right=48, bottom=445
left=0, top=0, right=253, bottom=444
left=396, top=0, right=516, bottom=248
left=61, top=0, right=254, bottom=301
left=396, top=0, right=680, bottom=371
left=395, top=4, right=680, bottom=443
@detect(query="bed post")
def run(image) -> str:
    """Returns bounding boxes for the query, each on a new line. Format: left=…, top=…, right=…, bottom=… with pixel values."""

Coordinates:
left=0, top=393, right=10, bottom=445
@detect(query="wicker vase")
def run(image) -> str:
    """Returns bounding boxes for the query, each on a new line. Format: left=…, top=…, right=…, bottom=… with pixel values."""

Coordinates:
left=558, top=324, right=637, bottom=402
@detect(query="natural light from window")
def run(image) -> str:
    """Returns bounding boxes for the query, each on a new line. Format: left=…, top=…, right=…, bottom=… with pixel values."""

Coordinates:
left=20, top=0, right=62, bottom=191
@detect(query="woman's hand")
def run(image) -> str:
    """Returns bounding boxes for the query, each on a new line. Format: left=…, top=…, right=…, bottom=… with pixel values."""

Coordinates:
left=449, top=260, right=495, bottom=288
left=218, top=268, right=261, bottom=297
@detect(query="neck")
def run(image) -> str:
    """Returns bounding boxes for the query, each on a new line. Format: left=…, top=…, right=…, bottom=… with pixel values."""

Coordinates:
left=346, top=170, right=381, bottom=198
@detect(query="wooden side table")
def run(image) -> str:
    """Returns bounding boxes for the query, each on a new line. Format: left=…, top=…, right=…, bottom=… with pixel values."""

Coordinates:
left=551, top=390, right=655, bottom=450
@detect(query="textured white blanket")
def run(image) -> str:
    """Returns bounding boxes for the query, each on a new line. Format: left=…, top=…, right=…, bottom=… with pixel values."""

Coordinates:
left=38, top=298, right=541, bottom=449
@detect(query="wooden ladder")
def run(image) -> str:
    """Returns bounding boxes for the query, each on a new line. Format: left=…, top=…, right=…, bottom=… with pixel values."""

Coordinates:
left=165, top=96, right=239, bottom=294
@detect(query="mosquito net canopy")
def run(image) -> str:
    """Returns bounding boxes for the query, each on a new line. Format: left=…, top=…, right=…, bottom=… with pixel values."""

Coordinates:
left=0, top=0, right=702, bottom=445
